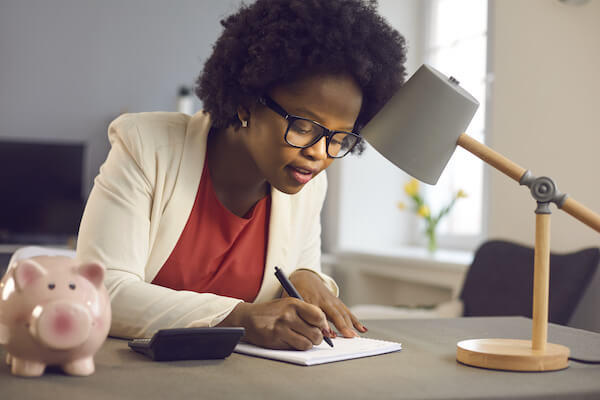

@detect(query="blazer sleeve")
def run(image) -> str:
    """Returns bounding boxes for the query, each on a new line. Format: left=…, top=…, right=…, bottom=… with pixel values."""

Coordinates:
left=76, top=114, right=242, bottom=339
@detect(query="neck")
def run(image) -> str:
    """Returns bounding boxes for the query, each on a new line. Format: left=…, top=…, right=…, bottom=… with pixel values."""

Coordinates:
left=207, top=126, right=269, bottom=217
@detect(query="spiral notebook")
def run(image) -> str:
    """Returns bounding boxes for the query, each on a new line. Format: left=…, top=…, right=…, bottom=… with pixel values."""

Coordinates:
left=234, top=336, right=402, bottom=366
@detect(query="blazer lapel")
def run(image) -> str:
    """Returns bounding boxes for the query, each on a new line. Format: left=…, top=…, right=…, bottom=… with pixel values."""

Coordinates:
left=254, top=188, right=291, bottom=303
left=145, top=111, right=210, bottom=279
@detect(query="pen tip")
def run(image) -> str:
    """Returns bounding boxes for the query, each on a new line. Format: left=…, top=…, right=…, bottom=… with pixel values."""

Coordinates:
left=325, top=336, right=334, bottom=347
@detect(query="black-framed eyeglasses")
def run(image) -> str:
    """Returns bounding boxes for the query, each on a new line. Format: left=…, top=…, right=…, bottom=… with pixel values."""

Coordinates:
left=258, top=95, right=361, bottom=159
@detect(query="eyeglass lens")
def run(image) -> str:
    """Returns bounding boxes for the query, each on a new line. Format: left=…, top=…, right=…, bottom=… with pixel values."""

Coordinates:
left=287, top=119, right=358, bottom=158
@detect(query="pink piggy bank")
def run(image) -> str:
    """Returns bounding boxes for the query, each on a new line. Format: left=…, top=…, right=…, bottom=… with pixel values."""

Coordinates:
left=0, top=255, right=111, bottom=377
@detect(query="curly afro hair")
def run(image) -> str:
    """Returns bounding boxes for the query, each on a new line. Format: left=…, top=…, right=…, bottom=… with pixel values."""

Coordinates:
left=196, top=0, right=407, bottom=151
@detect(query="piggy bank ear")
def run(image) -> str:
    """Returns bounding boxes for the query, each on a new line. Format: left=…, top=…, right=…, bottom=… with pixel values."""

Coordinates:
left=78, top=263, right=105, bottom=288
left=14, top=260, right=47, bottom=290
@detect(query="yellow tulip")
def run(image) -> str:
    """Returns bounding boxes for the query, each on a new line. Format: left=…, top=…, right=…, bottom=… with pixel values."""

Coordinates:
left=397, top=201, right=407, bottom=210
left=457, top=189, right=468, bottom=198
left=417, top=205, right=430, bottom=218
left=404, top=178, right=420, bottom=196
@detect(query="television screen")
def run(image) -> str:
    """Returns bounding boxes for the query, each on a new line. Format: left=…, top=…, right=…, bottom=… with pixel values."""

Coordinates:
left=0, top=139, right=85, bottom=244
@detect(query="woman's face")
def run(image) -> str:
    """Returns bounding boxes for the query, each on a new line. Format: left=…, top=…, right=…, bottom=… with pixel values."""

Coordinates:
left=243, top=73, right=363, bottom=195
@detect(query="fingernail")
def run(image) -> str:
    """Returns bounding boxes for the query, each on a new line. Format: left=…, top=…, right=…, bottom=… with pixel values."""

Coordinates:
left=360, top=324, right=368, bottom=332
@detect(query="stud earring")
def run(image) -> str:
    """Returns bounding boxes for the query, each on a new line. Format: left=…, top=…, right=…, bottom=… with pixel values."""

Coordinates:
left=241, top=120, right=248, bottom=128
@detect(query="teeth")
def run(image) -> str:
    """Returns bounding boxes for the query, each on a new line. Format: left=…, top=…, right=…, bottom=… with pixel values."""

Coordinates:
left=295, top=167, right=311, bottom=174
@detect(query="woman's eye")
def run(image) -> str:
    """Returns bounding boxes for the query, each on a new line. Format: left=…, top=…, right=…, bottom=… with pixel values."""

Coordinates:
left=292, top=120, right=315, bottom=135
left=292, top=126, right=313, bottom=134
left=69, top=283, right=76, bottom=290
left=48, top=283, right=55, bottom=290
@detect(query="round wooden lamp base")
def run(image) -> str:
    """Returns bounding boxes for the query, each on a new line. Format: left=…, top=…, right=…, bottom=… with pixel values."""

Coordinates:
left=456, top=338, right=570, bottom=371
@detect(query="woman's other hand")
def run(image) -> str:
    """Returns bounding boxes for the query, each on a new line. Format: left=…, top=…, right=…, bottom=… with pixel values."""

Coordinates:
left=287, top=269, right=367, bottom=338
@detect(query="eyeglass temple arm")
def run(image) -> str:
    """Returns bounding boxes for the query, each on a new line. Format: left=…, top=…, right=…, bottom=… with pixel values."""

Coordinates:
left=259, top=96, right=289, bottom=119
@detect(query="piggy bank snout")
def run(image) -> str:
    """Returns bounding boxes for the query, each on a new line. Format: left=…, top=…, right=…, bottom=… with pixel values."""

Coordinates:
left=30, top=301, right=92, bottom=350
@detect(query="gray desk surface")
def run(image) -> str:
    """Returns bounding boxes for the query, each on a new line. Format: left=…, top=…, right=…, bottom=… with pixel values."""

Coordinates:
left=1, top=317, right=599, bottom=400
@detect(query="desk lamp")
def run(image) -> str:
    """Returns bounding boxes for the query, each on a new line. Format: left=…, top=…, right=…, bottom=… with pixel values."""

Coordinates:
left=361, top=64, right=600, bottom=371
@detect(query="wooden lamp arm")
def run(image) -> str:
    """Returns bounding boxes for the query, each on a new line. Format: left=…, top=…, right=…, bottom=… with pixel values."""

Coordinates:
left=561, top=197, right=600, bottom=233
left=456, top=133, right=600, bottom=233
left=456, top=133, right=526, bottom=182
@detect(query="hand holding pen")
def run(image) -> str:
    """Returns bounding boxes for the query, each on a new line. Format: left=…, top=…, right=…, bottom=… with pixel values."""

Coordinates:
left=275, top=266, right=334, bottom=347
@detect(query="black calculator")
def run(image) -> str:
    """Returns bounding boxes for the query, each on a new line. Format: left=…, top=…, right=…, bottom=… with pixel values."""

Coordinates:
left=128, top=327, right=245, bottom=361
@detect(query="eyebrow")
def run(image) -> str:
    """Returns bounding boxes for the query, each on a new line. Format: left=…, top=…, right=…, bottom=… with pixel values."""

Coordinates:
left=292, top=107, right=355, bottom=132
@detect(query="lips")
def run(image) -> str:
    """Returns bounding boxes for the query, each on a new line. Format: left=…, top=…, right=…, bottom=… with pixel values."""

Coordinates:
left=287, top=165, right=316, bottom=184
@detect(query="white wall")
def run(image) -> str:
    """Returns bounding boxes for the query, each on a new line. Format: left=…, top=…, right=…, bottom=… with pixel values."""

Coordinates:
left=487, top=0, right=600, bottom=252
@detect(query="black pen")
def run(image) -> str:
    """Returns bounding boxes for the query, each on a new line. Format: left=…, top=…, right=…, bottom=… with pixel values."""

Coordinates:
left=274, top=266, right=334, bottom=348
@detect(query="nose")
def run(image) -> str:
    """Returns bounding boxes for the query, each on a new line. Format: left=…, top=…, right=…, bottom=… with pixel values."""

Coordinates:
left=302, top=136, right=328, bottom=161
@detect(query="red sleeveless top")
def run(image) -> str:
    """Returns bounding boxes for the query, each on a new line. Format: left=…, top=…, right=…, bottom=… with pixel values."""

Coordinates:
left=152, top=157, right=270, bottom=302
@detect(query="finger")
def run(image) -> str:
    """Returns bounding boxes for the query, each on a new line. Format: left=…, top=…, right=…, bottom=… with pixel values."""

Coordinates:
left=282, top=328, right=316, bottom=351
left=293, top=300, right=329, bottom=331
left=290, top=321, right=324, bottom=346
left=335, top=302, right=368, bottom=333
left=324, top=304, right=357, bottom=338
left=348, top=309, right=368, bottom=332
left=339, top=305, right=357, bottom=336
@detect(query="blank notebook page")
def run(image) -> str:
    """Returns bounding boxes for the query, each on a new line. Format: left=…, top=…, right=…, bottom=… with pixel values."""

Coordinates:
left=234, top=336, right=402, bottom=366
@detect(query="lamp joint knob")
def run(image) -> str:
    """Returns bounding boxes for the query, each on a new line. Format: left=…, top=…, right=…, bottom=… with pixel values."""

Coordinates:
left=519, top=170, right=569, bottom=214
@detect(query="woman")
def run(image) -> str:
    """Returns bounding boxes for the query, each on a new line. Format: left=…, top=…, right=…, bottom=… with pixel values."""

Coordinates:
left=76, top=0, right=406, bottom=350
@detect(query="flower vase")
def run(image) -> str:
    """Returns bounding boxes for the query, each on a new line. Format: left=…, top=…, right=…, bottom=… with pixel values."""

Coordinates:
left=425, top=225, right=438, bottom=253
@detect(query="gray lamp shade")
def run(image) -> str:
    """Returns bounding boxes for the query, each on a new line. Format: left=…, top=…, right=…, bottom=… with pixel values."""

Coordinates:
left=361, top=64, right=479, bottom=185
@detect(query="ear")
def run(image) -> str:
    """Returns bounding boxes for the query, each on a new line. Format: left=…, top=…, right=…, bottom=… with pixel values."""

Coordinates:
left=78, top=263, right=105, bottom=288
left=237, top=105, right=250, bottom=128
left=14, top=260, right=47, bottom=291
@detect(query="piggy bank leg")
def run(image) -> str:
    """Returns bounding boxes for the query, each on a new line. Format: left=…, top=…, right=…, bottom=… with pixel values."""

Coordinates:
left=10, top=357, right=46, bottom=377
left=63, top=356, right=95, bottom=376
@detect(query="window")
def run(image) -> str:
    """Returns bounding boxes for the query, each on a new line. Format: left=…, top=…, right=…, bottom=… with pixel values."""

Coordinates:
left=421, top=0, right=488, bottom=247
left=322, top=0, right=489, bottom=254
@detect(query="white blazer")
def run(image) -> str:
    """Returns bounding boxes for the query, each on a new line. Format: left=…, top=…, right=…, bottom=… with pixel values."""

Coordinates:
left=76, top=111, right=338, bottom=339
